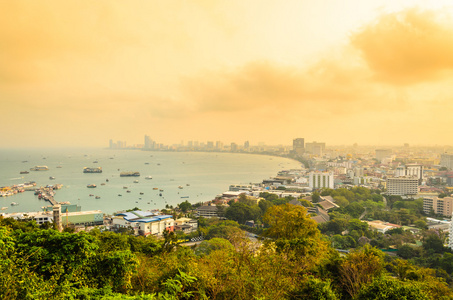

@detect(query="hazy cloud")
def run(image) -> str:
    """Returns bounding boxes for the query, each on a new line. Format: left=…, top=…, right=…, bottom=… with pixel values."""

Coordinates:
left=352, top=8, right=453, bottom=84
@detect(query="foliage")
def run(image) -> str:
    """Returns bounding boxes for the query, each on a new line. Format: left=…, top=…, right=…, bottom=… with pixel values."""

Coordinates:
left=356, top=276, right=430, bottom=300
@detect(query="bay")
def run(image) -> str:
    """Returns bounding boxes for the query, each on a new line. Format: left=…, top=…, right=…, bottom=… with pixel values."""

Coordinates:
left=0, top=148, right=302, bottom=214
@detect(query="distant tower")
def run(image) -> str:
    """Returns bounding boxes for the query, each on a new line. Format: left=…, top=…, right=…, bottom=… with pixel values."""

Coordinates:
left=244, top=141, right=250, bottom=150
left=293, top=138, right=305, bottom=155
left=109, top=139, right=113, bottom=149
left=53, top=204, right=62, bottom=232
left=144, top=135, right=151, bottom=149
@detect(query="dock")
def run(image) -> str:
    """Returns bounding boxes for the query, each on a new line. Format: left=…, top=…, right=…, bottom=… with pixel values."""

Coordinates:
left=36, top=187, right=58, bottom=206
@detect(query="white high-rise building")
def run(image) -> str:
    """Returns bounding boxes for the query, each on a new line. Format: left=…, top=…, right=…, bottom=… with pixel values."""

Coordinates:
left=309, top=172, right=334, bottom=189
left=386, top=177, right=419, bottom=197
left=394, top=164, right=423, bottom=183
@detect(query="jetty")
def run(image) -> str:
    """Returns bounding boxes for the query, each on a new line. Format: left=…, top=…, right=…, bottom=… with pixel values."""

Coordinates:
left=35, top=186, right=60, bottom=206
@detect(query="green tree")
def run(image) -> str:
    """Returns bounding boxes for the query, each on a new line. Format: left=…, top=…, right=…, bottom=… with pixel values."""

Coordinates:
left=356, top=276, right=429, bottom=300
left=178, top=200, right=192, bottom=214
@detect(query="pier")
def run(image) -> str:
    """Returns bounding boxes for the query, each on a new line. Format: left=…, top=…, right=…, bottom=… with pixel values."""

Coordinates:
left=36, top=187, right=58, bottom=206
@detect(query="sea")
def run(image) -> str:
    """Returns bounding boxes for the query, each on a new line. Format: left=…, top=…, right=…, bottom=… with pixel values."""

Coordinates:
left=0, top=148, right=302, bottom=215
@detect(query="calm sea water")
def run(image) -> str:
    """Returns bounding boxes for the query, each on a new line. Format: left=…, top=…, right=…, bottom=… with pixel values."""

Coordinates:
left=0, top=148, right=301, bottom=214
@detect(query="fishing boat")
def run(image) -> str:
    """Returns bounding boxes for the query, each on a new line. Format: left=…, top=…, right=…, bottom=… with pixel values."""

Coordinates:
left=87, top=184, right=97, bottom=188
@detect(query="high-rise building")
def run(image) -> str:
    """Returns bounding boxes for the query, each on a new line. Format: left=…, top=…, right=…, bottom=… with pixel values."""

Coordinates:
left=144, top=135, right=152, bottom=149
left=394, top=164, right=423, bottom=183
left=244, top=141, right=250, bottom=150
left=305, top=141, right=325, bottom=156
left=441, top=153, right=453, bottom=170
left=424, top=197, right=453, bottom=217
left=215, top=141, right=223, bottom=150
left=386, top=177, right=418, bottom=197
left=293, top=138, right=305, bottom=155
left=231, top=142, right=238, bottom=152
left=309, top=172, right=334, bottom=189
left=375, top=149, right=392, bottom=162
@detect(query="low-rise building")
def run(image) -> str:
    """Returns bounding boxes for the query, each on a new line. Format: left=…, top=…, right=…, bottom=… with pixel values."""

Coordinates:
left=196, top=205, right=222, bottom=218
left=113, top=210, right=174, bottom=236
left=174, top=217, right=198, bottom=233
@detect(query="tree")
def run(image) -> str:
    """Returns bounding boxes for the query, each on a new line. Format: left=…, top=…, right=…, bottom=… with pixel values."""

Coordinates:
left=312, top=192, right=321, bottom=203
left=423, top=230, right=445, bottom=254
left=356, top=276, right=429, bottom=300
left=291, top=275, right=339, bottom=300
left=339, top=245, right=385, bottom=298
left=178, top=201, right=192, bottom=214
left=262, top=204, right=328, bottom=267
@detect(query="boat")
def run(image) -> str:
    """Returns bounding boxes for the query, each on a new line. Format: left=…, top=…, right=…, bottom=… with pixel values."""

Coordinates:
left=101, top=183, right=106, bottom=186
left=120, top=171, right=140, bottom=177
left=140, top=192, right=144, bottom=195
left=20, top=171, right=29, bottom=174
left=133, top=180, right=139, bottom=183
left=11, top=202, right=19, bottom=206
left=181, top=196, right=189, bottom=198
left=106, top=179, right=109, bottom=182
left=153, top=187, right=158, bottom=190
left=159, top=189, right=164, bottom=192
left=127, top=190, right=131, bottom=193
left=87, top=184, right=97, bottom=188
left=178, top=186, right=183, bottom=189
left=1, top=207, right=7, bottom=210
left=83, top=167, right=102, bottom=173
left=30, top=166, right=49, bottom=171
left=123, top=186, right=128, bottom=189
left=145, top=176, right=153, bottom=180
left=93, top=161, right=98, bottom=163
left=95, top=196, right=101, bottom=199
left=118, top=194, right=122, bottom=196
left=49, top=176, right=55, bottom=180
left=186, top=184, right=190, bottom=186
left=145, top=162, right=150, bottom=165
left=89, top=194, right=94, bottom=197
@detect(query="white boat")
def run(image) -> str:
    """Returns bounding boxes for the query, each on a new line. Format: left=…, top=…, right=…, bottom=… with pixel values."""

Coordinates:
left=134, top=180, right=139, bottom=183
left=1, top=207, right=7, bottom=210
left=145, top=176, right=153, bottom=179
left=11, top=202, right=19, bottom=206
left=30, top=166, right=49, bottom=171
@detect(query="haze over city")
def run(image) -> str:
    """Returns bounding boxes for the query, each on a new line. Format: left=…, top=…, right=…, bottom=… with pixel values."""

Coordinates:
left=2, top=0, right=453, bottom=148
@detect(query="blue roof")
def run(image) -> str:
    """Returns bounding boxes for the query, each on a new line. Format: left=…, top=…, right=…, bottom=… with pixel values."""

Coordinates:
left=116, top=211, right=172, bottom=223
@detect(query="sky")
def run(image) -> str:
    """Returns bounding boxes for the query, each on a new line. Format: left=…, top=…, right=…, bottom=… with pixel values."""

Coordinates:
left=2, top=0, right=453, bottom=148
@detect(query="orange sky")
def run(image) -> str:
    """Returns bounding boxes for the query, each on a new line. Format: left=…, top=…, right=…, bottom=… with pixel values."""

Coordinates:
left=2, top=0, right=453, bottom=147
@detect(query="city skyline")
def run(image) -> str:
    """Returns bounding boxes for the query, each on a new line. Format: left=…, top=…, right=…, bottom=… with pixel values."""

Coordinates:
left=2, top=1, right=453, bottom=147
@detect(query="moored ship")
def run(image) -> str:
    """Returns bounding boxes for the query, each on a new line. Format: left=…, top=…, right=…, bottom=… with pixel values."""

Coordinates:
left=83, top=167, right=102, bottom=173
left=30, top=166, right=49, bottom=171
left=120, top=171, right=140, bottom=177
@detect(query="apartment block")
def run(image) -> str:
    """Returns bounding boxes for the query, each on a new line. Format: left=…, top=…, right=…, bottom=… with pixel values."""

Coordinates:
left=423, top=197, right=453, bottom=217
left=386, top=177, right=418, bottom=197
